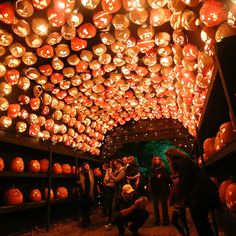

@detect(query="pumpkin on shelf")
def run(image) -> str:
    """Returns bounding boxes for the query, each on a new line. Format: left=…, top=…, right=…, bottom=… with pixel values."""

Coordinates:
left=29, top=189, right=42, bottom=202
left=39, top=159, right=49, bottom=173
left=56, top=186, right=68, bottom=199
left=52, top=162, right=63, bottom=174
left=219, top=121, right=233, bottom=147
left=0, top=157, right=4, bottom=172
left=28, top=160, right=41, bottom=173
left=62, top=163, right=71, bottom=174
left=225, top=182, right=236, bottom=212
left=44, top=188, right=54, bottom=200
left=5, top=187, right=23, bottom=205
left=219, top=179, right=234, bottom=205
left=203, top=137, right=217, bottom=157
left=11, top=157, right=24, bottom=172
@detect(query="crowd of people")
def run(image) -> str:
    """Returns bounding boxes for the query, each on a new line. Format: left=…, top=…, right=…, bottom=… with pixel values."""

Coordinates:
left=77, top=149, right=220, bottom=236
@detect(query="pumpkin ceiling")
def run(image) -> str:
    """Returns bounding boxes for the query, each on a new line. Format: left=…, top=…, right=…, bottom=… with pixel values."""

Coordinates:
left=0, top=0, right=235, bottom=157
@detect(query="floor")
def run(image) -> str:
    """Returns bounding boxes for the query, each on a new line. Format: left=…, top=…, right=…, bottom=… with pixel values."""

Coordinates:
left=21, top=202, right=198, bottom=236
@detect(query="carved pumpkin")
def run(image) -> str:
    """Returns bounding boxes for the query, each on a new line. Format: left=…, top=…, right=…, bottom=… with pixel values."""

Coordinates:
left=219, top=122, right=233, bottom=147
left=44, top=188, right=54, bottom=200
left=219, top=179, right=234, bottom=205
left=29, top=189, right=42, bottom=202
left=53, top=162, right=63, bottom=174
left=5, top=188, right=23, bottom=205
left=203, top=137, right=216, bottom=157
left=0, top=157, right=4, bottom=172
left=225, top=183, right=236, bottom=212
left=62, top=163, right=71, bottom=174
left=11, top=157, right=24, bottom=172
left=56, top=186, right=69, bottom=199
left=40, top=159, right=49, bottom=173
left=28, top=160, right=41, bottom=173
left=92, top=167, right=101, bottom=177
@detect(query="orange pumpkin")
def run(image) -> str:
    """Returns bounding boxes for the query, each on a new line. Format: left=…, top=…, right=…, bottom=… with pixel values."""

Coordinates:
left=93, top=167, right=102, bottom=177
left=219, top=122, right=233, bottom=147
left=29, top=189, right=42, bottom=202
left=44, top=188, right=54, bottom=200
left=5, top=188, right=23, bottom=205
left=219, top=179, right=234, bottom=205
left=225, top=183, right=236, bottom=212
left=0, top=157, right=4, bottom=172
left=28, top=160, right=41, bottom=173
left=11, top=157, right=24, bottom=173
left=53, top=162, right=63, bottom=174
left=62, top=163, right=71, bottom=174
left=203, top=137, right=216, bottom=157
left=39, top=159, right=49, bottom=173
left=56, top=186, right=68, bottom=199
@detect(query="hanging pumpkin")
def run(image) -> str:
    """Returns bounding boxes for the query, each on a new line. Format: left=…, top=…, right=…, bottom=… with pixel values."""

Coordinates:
left=5, top=188, right=23, bottom=205
left=56, top=186, right=69, bottom=199
left=28, top=160, right=41, bottom=173
left=0, top=157, right=4, bottom=172
left=11, top=157, right=24, bottom=172
left=29, top=189, right=42, bottom=202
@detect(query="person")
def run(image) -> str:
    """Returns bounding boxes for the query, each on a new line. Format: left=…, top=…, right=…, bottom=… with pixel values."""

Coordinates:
left=165, top=148, right=220, bottom=236
left=79, top=162, right=95, bottom=228
left=169, top=173, right=190, bottom=236
left=125, top=156, right=140, bottom=190
left=107, top=159, right=127, bottom=195
left=150, top=156, right=170, bottom=226
left=122, top=156, right=129, bottom=169
left=102, top=163, right=115, bottom=227
left=114, top=184, right=149, bottom=235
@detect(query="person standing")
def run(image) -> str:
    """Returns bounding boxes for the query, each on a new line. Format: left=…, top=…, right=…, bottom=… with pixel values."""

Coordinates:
left=165, top=148, right=220, bottom=236
left=79, top=162, right=95, bottom=228
left=114, top=184, right=149, bottom=235
left=150, top=156, right=170, bottom=226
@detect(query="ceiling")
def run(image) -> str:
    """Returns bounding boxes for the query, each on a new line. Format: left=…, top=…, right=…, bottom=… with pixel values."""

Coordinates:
left=0, top=0, right=235, bottom=158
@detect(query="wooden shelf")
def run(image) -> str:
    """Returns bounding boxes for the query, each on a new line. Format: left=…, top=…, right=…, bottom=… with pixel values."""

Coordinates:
left=0, top=201, right=47, bottom=214
left=51, top=174, right=75, bottom=179
left=0, top=171, right=48, bottom=178
left=205, top=137, right=236, bottom=167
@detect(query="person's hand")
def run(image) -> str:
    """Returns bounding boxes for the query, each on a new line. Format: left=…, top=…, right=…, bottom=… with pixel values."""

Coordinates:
left=134, top=198, right=143, bottom=207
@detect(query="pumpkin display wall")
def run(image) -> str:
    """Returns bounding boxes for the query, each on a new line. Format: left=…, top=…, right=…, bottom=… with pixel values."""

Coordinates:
left=0, top=0, right=235, bottom=158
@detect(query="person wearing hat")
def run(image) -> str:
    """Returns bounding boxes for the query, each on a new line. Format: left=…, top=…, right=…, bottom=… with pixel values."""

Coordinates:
left=113, top=184, right=149, bottom=235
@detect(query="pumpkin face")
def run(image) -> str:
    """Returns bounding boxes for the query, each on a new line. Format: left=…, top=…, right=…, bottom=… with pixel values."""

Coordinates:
left=40, top=159, right=49, bottom=173
left=219, top=121, right=233, bottom=146
left=28, top=160, right=41, bottom=172
left=44, top=188, right=54, bottom=200
left=219, top=179, right=234, bottom=205
left=225, top=183, right=236, bottom=212
left=5, top=188, right=23, bottom=205
left=29, top=189, right=42, bottom=202
left=203, top=137, right=216, bottom=157
left=0, top=157, right=4, bottom=172
left=53, top=162, right=63, bottom=174
left=62, top=163, right=71, bottom=174
left=11, top=157, right=24, bottom=172
left=56, top=186, right=68, bottom=199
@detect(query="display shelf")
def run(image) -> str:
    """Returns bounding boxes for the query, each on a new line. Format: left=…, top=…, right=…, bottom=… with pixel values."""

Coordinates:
left=205, top=137, right=236, bottom=167
left=51, top=173, right=75, bottom=179
left=0, top=171, right=48, bottom=178
left=0, top=201, right=47, bottom=214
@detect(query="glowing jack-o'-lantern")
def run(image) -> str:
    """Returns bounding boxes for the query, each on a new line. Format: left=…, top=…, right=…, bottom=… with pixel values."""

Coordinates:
left=16, top=0, right=34, bottom=18
left=62, top=163, right=72, bottom=174
left=53, top=162, right=63, bottom=174
left=0, top=157, right=4, bottom=172
left=0, top=2, right=15, bottom=24
left=226, top=183, right=236, bottom=212
left=11, top=157, right=24, bottom=172
left=44, top=188, right=54, bottom=200
left=29, top=189, right=42, bottom=202
left=219, top=179, right=234, bottom=205
left=56, top=186, right=69, bottom=199
left=77, top=23, right=96, bottom=38
left=28, top=160, right=41, bottom=173
left=93, top=11, right=112, bottom=29
left=5, top=188, right=23, bottom=205
left=40, top=159, right=49, bottom=173
left=102, top=0, right=121, bottom=13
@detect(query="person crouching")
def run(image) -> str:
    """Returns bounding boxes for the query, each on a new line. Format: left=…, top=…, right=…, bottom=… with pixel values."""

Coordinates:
left=114, top=184, right=149, bottom=235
